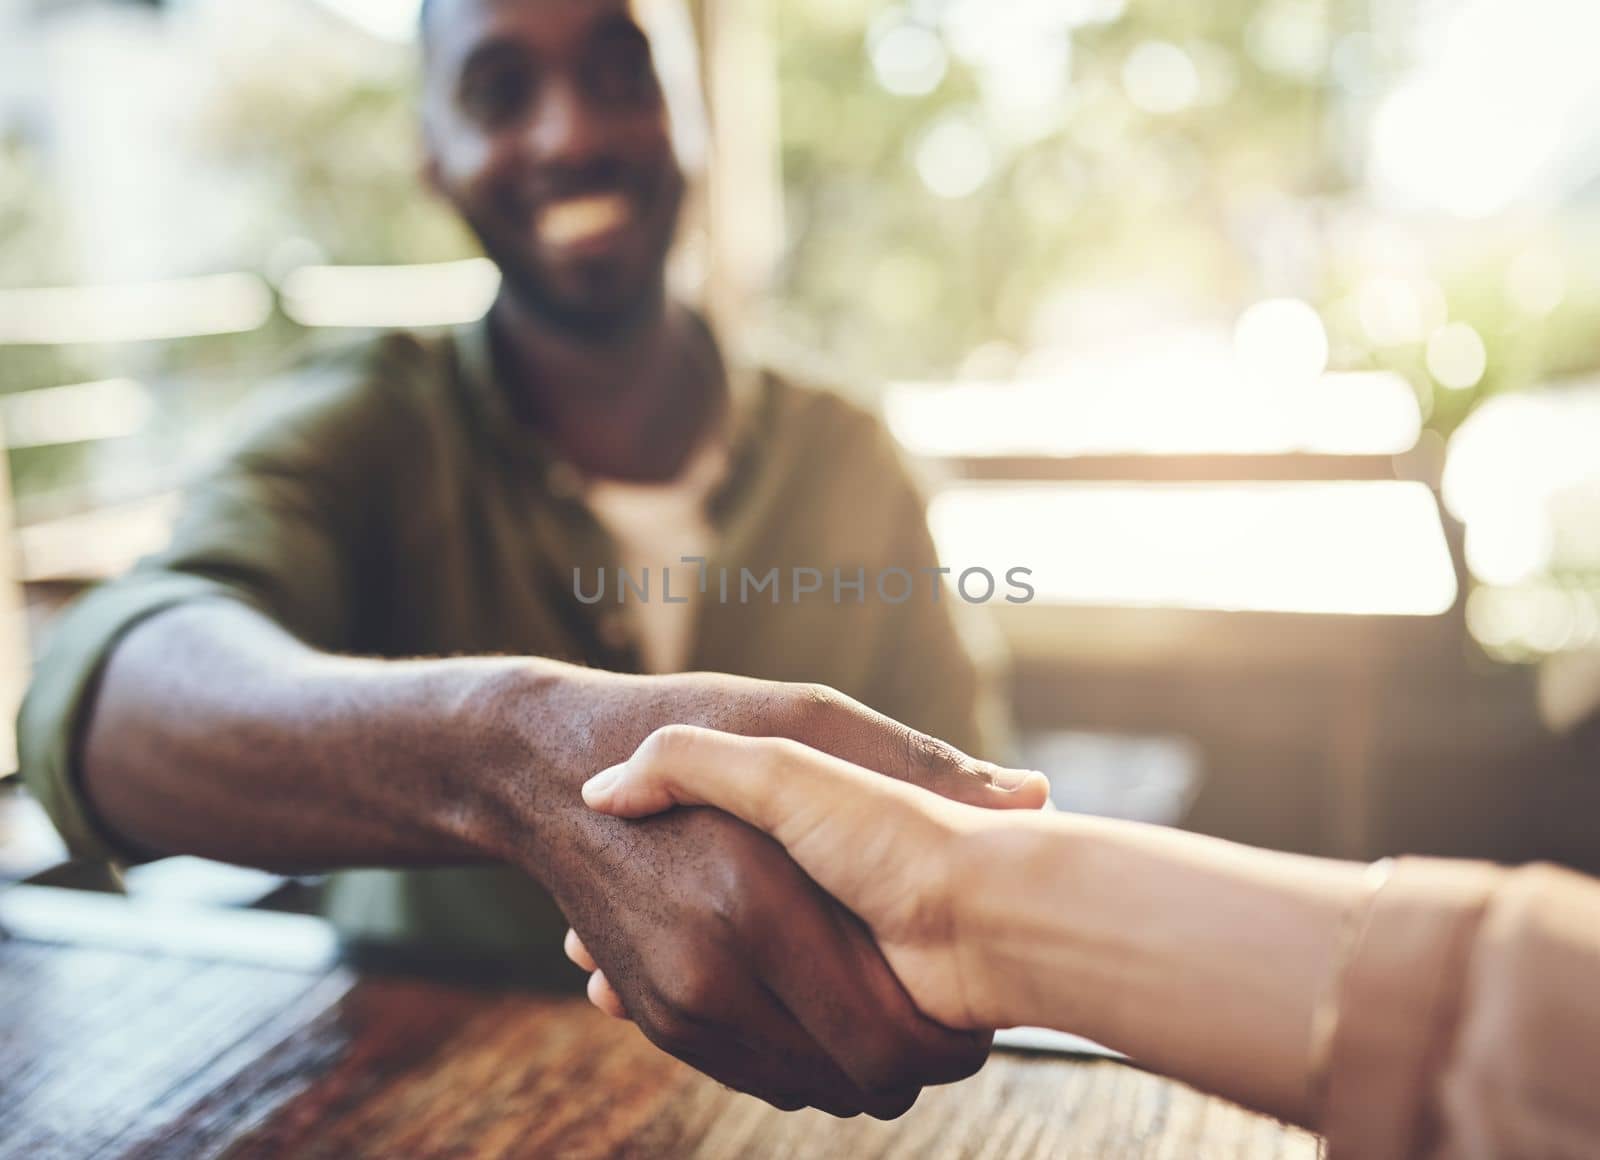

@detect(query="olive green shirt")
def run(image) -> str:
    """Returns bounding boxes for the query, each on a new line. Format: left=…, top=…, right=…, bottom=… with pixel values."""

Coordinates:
left=17, top=319, right=1003, bottom=972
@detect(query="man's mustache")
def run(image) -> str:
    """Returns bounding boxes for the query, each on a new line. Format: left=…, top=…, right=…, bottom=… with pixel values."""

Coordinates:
left=514, top=160, right=653, bottom=208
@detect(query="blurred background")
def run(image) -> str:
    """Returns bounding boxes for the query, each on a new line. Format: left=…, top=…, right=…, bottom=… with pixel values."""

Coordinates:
left=5, top=0, right=1600, bottom=904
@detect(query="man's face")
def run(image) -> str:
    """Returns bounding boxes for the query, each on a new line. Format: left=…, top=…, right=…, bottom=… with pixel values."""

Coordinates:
left=422, top=0, right=686, bottom=336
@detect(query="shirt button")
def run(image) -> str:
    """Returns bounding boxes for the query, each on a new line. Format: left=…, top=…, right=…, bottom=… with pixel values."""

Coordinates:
left=546, top=461, right=583, bottom=501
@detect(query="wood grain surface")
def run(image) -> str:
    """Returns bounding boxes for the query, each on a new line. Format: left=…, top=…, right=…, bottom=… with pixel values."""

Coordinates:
left=0, top=938, right=1321, bottom=1160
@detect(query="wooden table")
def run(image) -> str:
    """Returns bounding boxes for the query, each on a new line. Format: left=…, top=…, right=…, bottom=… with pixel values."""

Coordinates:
left=0, top=899, right=1320, bottom=1159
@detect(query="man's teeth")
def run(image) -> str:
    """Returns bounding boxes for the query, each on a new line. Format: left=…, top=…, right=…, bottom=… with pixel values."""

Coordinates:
left=539, top=193, right=633, bottom=247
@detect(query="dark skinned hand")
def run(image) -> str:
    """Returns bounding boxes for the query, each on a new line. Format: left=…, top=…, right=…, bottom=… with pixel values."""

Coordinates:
left=482, top=671, right=1046, bottom=1118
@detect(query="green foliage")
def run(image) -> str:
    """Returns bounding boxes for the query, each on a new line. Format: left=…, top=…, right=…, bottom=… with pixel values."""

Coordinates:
left=772, top=0, right=1333, bottom=380
left=193, top=68, right=474, bottom=267
left=769, top=0, right=1600, bottom=440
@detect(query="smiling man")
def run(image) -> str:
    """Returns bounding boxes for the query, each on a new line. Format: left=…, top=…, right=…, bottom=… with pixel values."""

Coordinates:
left=17, top=0, right=1023, bottom=1119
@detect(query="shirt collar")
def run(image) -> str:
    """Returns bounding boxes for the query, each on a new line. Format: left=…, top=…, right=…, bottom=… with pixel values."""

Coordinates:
left=450, top=309, right=764, bottom=480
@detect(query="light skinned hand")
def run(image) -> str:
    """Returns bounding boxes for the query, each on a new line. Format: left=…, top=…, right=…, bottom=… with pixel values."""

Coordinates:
left=542, top=677, right=1046, bottom=1118
left=568, top=724, right=1050, bottom=1031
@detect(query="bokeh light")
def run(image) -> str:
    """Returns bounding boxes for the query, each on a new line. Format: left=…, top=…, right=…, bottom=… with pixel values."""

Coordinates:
left=310, top=0, right=422, bottom=42
left=1465, top=515, right=1553, bottom=587
left=870, top=21, right=948, bottom=97
left=1426, top=322, right=1488, bottom=392
left=914, top=112, right=994, bottom=199
left=1245, top=0, right=1329, bottom=81
left=1357, top=276, right=1447, bottom=348
left=1122, top=41, right=1199, bottom=115
left=1505, top=249, right=1567, bottom=317
left=929, top=482, right=1457, bottom=617
left=1233, top=299, right=1330, bottom=388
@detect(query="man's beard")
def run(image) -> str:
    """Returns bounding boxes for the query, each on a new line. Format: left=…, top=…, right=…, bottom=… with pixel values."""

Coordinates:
left=467, top=194, right=679, bottom=344
left=493, top=250, right=670, bottom=343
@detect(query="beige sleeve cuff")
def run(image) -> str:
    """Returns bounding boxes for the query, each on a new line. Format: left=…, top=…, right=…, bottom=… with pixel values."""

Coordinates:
left=1320, top=857, right=1501, bottom=1160
left=1432, top=863, right=1600, bottom=1159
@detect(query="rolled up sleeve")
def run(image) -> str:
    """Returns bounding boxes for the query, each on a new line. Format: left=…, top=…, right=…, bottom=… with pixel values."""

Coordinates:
left=1320, top=858, right=1600, bottom=1160
left=17, top=573, right=258, bottom=864
left=1432, top=863, right=1600, bottom=1159
left=14, top=368, right=385, bottom=866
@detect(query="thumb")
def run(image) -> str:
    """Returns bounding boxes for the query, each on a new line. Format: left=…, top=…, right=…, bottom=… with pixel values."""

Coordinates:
left=780, top=689, right=1050, bottom=812
left=585, top=726, right=1004, bottom=983
left=582, top=724, right=928, bottom=859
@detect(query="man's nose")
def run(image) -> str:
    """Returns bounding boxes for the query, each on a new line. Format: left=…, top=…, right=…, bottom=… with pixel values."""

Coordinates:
left=526, top=79, right=605, bottom=168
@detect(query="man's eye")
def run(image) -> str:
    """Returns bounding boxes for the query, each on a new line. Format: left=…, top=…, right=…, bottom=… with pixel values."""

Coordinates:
left=463, top=67, right=535, bottom=125
left=585, top=37, right=659, bottom=107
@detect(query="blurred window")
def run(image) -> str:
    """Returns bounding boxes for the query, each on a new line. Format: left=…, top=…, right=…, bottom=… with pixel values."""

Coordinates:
left=768, top=0, right=1600, bottom=646
left=1, top=0, right=1598, bottom=657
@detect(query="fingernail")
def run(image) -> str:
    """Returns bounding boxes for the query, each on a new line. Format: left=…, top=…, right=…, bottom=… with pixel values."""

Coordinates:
left=992, top=768, right=1047, bottom=792
left=582, top=764, right=625, bottom=804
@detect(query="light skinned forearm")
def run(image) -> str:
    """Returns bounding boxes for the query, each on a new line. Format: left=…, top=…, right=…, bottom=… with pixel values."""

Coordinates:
left=957, top=813, right=1366, bottom=1126
left=79, top=599, right=600, bottom=873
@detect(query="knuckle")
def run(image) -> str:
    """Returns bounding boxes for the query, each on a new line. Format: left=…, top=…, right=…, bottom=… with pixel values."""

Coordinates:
left=655, top=963, right=725, bottom=1020
left=753, top=735, right=806, bottom=779
left=638, top=722, right=702, bottom=764
left=791, top=682, right=845, bottom=727
left=703, top=872, right=755, bottom=935
left=638, top=1002, right=702, bottom=1057
left=901, top=725, right=963, bottom=781
left=810, top=1100, right=864, bottom=1120
left=764, top=1093, right=809, bottom=1114
left=800, top=681, right=840, bottom=707
left=862, top=1087, right=920, bottom=1121
left=688, top=824, right=773, bottom=938
left=784, top=682, right=875, bottom=751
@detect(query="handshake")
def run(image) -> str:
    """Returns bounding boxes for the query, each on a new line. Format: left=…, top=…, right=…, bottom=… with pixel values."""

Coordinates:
left=509, top=675, right=1050, bottom=1121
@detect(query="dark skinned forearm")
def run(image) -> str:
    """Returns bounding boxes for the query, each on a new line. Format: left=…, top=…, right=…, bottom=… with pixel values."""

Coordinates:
left=78, top=599, right=1002, bottom=877
left=78, top=599, right=610, bottom=872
